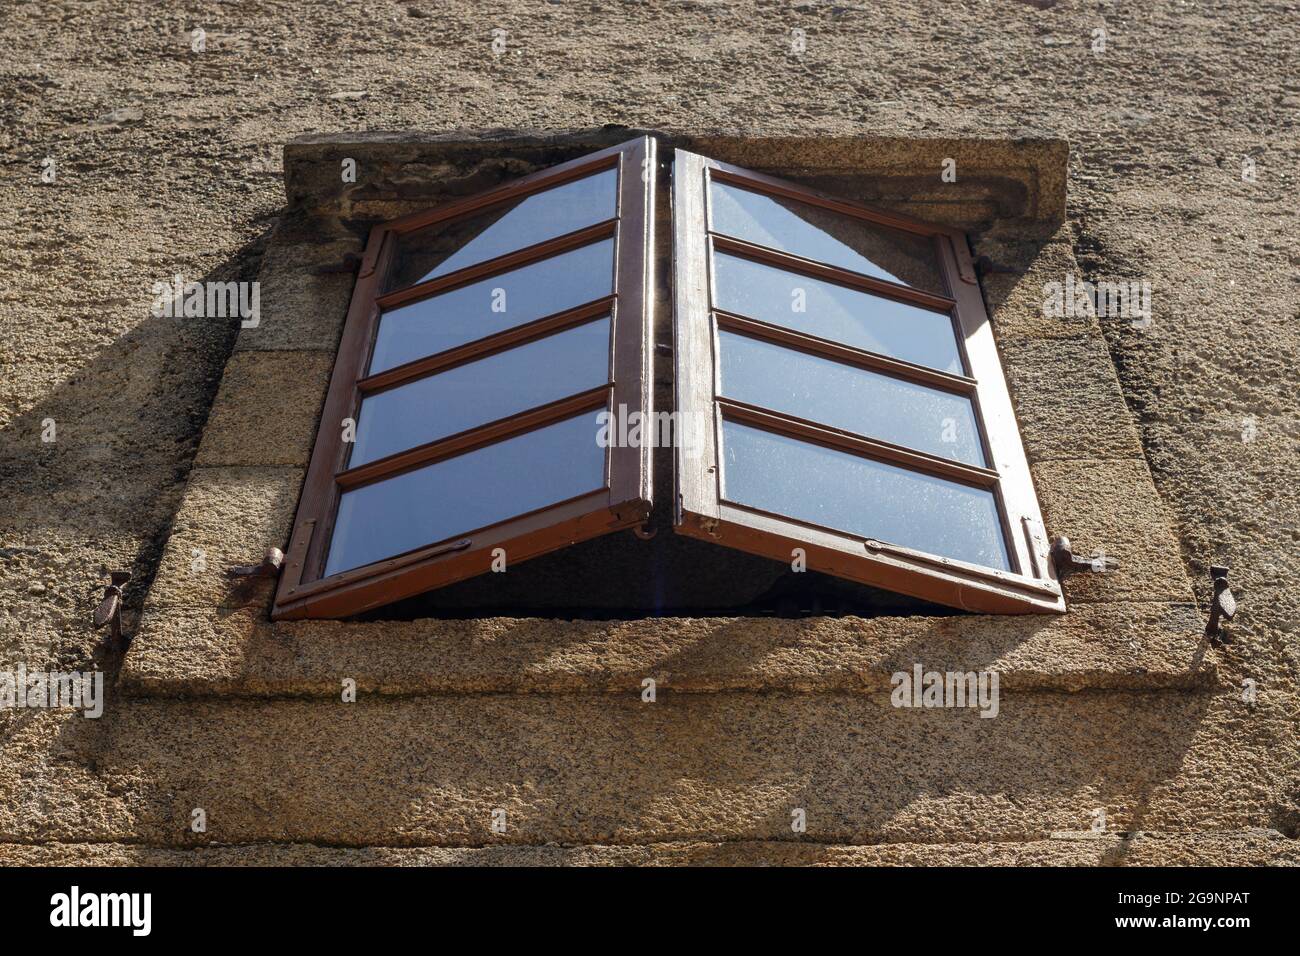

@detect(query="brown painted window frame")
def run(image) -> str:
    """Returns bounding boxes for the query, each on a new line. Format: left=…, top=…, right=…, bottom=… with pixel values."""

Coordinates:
left=671, top=149, right=1065, bottom=614
left=272, top=136, right=656, bottom=620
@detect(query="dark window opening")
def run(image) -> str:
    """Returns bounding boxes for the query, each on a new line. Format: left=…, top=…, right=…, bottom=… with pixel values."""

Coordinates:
left=357, top=513, right=957, bottom=621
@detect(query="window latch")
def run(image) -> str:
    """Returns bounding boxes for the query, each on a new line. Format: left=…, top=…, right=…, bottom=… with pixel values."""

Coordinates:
left=1206, top=565, right=1236, bottom=641
left=228, top=547, right=285, bottom=579
left=92, top=569, right=132, bottom=647
left=1049, top=536, right=1118, bottom=578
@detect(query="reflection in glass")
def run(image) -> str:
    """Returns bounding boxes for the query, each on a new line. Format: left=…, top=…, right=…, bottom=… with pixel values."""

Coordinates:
left=712, top=252, right=963, bottom=374
left=709, top=180, right=946, bottom=294
left=370, top=239, right=614, bottom=373
left=387, top=169, right=618, bottom=291
left=718, top=331, right=985, bottom=466
left=326, top=412, right=607, bottom=577
left=721, top=421, right=1009, bottom=570
left=352, top=319, right=611, bottom=466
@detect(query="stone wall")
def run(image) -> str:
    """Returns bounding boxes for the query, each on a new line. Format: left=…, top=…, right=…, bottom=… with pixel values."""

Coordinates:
left=1, top=0, right=1296, bottom=864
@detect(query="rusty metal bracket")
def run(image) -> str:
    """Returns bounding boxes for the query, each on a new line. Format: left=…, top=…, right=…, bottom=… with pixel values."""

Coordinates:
left=1049, top=536, right=1119, bottom=578
left=92, top=570, right=132, bottom=647
left=228, top=547, right=285, bottom=579
left=356, top=230, right=391, bottom=280
left=946, top=235, right=979, bottom=285
left=1206, top=565, right=1237, bottom=641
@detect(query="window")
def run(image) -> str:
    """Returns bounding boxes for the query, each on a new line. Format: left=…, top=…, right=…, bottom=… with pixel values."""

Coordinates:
left=273, top=137, right=655, bottom=619
left=274, top=138, right=1062, bottom=619
left=672, top=150, right=1062, bottom=614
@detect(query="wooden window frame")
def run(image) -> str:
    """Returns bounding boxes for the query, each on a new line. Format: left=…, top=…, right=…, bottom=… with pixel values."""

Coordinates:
left=272, top=137, right=656, bottom=619
left=671, top=149, right=1064, bottom=614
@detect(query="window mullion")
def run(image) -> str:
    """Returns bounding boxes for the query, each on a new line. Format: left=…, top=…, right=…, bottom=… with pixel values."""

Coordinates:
left=605, top=135, right=656, bottom=517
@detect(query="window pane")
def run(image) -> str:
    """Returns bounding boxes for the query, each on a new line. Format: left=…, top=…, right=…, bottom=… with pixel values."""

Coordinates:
left=718, top=330, right=985, bottom=466
left=326, top=412, right=607, bottom=577
left=370, top=239, right=614, bottom=373
left=712, top=252, right=963, bottom=373
left=710, top=180, right=945, bottom=294
left=351, top=318, right=611, bottom=467
left=386, top=168, right=618, bottom=291
left=721, top=420, right=1009, bottom=571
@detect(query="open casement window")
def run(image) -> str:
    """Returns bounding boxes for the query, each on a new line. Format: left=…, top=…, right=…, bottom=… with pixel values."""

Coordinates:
left=671, top=150, right=1064, bottom=614
left=273, top=137, right=655, bottom=619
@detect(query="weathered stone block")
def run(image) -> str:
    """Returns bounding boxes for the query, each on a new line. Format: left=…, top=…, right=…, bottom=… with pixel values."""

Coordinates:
left=1033, top=459, right=1195, bottom=604
left=982, top=240, right=1103, bottom=342
left=143, top=467, right=303, bottom=612
left=235, top=238, right=359, bottom=353
left=194, top=351, right=333, bottom=468
left=1000, top=333, right=1145, bottom=463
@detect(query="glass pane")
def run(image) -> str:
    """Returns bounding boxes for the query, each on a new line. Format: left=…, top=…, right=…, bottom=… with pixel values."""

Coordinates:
left=351, top=319, right=611, bottom=467
left=370, top=239, right=614, bottom=374
left=387, top=168, right=618, bottom=291
left=712, top=251, right=963, bottom=374
left=721, top=420, right=1009, bottom=571
left=710, top=180, right=945, bottom=294
left=326, top=411, right=607, bottom=577
left=718, top=330, right=985, bottom=466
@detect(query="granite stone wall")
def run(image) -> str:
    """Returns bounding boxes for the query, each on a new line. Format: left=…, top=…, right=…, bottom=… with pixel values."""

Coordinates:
left=1, top=0, right=1296, bottom=864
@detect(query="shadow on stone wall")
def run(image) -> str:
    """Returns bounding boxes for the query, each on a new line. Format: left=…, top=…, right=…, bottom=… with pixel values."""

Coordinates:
left=0, top=229, right=273, bottom=671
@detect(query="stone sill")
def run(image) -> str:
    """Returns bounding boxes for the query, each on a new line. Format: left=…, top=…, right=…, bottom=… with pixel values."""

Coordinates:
left=120, top=601, right=1219, bottom=699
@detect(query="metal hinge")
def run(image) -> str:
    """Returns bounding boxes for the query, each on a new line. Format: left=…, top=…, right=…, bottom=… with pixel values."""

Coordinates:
left=92, top=570, right=132, bottom=648
left=228, top=547, right=285, bottom=579
left=613, top=499, right=653, bottom=526
left=1206, top=565, right=1237, bottom=642
left=948, top=235, right=979, bottom=285
left=1049, top=536, right=1119, bottom=578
